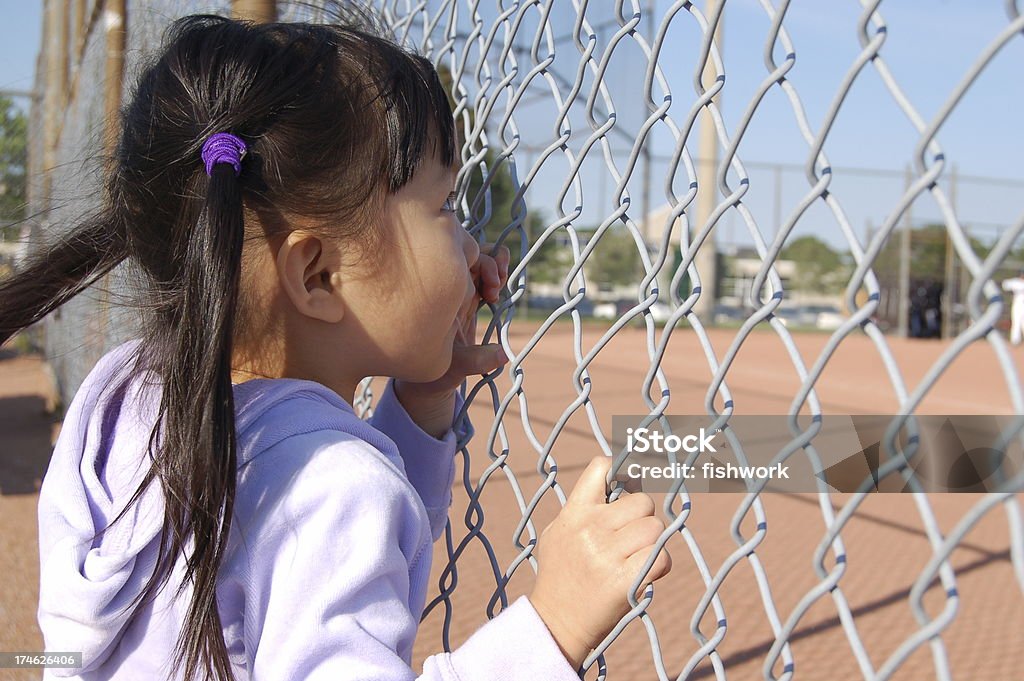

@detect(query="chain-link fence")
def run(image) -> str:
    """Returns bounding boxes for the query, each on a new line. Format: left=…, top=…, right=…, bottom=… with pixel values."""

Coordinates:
left=24, top=0, right=1024, bottom=679
left=360, top=1, right=1024, bottom=679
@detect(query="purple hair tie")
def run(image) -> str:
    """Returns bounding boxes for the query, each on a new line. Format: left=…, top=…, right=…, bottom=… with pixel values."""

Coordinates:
left=201, top=132, right=247, bottom=177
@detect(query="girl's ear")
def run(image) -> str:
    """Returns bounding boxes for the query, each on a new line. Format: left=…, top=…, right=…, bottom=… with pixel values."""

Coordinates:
left=275, top=230, right=345, bottom=324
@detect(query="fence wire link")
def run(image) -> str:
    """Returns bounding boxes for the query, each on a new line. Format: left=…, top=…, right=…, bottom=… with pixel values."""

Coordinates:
left=31, top=0, right=1024, bottom=679
left=353, top=2, right=1024, bottom=680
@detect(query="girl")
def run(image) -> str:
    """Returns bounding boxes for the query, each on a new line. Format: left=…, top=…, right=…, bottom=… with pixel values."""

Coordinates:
left=1, top=9, right=672, bottom=681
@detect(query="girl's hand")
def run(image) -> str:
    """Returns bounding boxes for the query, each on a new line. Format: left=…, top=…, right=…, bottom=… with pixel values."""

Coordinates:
left=393, top=242, right=511, bottom=437
left=529, top=455, right=674, bottom=670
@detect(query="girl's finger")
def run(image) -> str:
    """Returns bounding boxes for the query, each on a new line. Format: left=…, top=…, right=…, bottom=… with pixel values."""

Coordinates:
left=478, top=242, right=511, bottom=286
left=475, top=255, right=501, bottom=302
left=495, top=245, right=510, bottom=283
left=450, top=343, right=508, bottom=376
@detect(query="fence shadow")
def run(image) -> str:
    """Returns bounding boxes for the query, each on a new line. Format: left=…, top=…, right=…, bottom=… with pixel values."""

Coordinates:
left=685, top=547, right=1012, bottom=680
left=0, top=394, right=57, bottom=495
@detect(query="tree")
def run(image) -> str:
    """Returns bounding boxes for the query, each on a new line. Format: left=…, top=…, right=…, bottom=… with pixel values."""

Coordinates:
left=585, top=226, right=641, bottom=287
left=436, top=66, right=556, bottom=289
left=872, top=223, right=992, bottom=286
left=0, top=95, right=27, bottom=242
left=780, top=234, right=847, bottom=293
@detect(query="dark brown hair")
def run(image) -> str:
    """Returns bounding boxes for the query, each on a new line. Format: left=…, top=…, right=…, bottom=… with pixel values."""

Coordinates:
left=0, top=6, right=456, bottom=680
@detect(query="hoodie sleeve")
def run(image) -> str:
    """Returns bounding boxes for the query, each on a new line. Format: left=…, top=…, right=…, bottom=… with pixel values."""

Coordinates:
left=238, top=432, right=582, bottom=681
left=367, top=378, right=467, bottom=542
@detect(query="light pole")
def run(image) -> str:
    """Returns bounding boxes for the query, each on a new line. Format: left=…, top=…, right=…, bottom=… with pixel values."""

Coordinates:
left=692, top=0, right=723, bottom=322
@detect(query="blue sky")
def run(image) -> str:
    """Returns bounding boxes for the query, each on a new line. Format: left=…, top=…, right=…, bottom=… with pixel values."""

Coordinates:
left=2, top=1, right=1021, bottom=254
left=0, top=2, right=42, bottom=107
left=481, top=0, right=1024, bottom=253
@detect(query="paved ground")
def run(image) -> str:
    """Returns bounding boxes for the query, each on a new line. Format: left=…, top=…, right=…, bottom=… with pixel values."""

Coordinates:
left=2, top=322, right=1023, bottom=680
left=0, top=350, right=59, bottom=681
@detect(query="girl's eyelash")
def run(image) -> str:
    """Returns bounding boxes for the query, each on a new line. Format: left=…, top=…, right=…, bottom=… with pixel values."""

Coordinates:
left=442, top=192, right=458, bottom=213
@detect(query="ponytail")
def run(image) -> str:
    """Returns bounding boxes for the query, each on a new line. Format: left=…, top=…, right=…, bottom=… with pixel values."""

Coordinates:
left=0, top=125, right=246, bottom=681
left=0, top=212, right=127, bottom=346
left=141, top=158, right=245, bottom=681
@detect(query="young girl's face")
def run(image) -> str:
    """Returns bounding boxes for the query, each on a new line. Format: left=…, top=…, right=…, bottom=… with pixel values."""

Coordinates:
left=234, top=143, right=479, bottom=400
left=375, top=150, right=480, bottom=379
left=288, top=145, right=479, bottom=395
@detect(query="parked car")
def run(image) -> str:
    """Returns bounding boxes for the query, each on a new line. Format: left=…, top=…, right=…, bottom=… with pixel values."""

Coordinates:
left=593, top=299, right=673, bottom=323
left=525, top=295, right=594, bottom=316
left=593, top=302, right=618, bottom=319
left=771, top=304, right=845, bottom=329
left=803, top=304, right=845, bottom=330
left=593, top=299, right=642, bottom=321
left=713, top=304, right=747, bottom=325
left=772, top=305, right=810, bottom=327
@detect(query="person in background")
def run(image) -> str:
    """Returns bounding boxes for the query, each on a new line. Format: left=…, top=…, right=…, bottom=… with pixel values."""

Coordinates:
left=909, top=280, right=927, bottom=338
left=925, top=280, right=943, bottom=339
left=1002, top=269, right=1024, bottom=346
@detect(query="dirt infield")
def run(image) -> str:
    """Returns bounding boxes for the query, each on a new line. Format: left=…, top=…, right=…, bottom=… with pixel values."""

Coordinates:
left=401, top=322, right=1024, bottom=680
left=2, top=322, right=1022, bottom=680
left=0, top=352, right=59, bottom=681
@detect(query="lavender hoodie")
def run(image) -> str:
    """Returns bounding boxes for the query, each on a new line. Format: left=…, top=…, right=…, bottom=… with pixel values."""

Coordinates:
left=36, top=339, right=582, bottom=680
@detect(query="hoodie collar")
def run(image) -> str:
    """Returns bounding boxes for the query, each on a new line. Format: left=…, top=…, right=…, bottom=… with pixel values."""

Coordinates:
left=231, top=376, right=356, bottom=468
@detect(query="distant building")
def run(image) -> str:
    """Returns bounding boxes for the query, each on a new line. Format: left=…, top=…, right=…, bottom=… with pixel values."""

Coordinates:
left=524, top=214, right=843, bottom=314
left=718, top=245, right=796, bottom=307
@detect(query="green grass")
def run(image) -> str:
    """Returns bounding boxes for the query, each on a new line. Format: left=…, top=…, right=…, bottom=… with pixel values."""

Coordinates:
left=2, top=330, right=40, bottom=355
